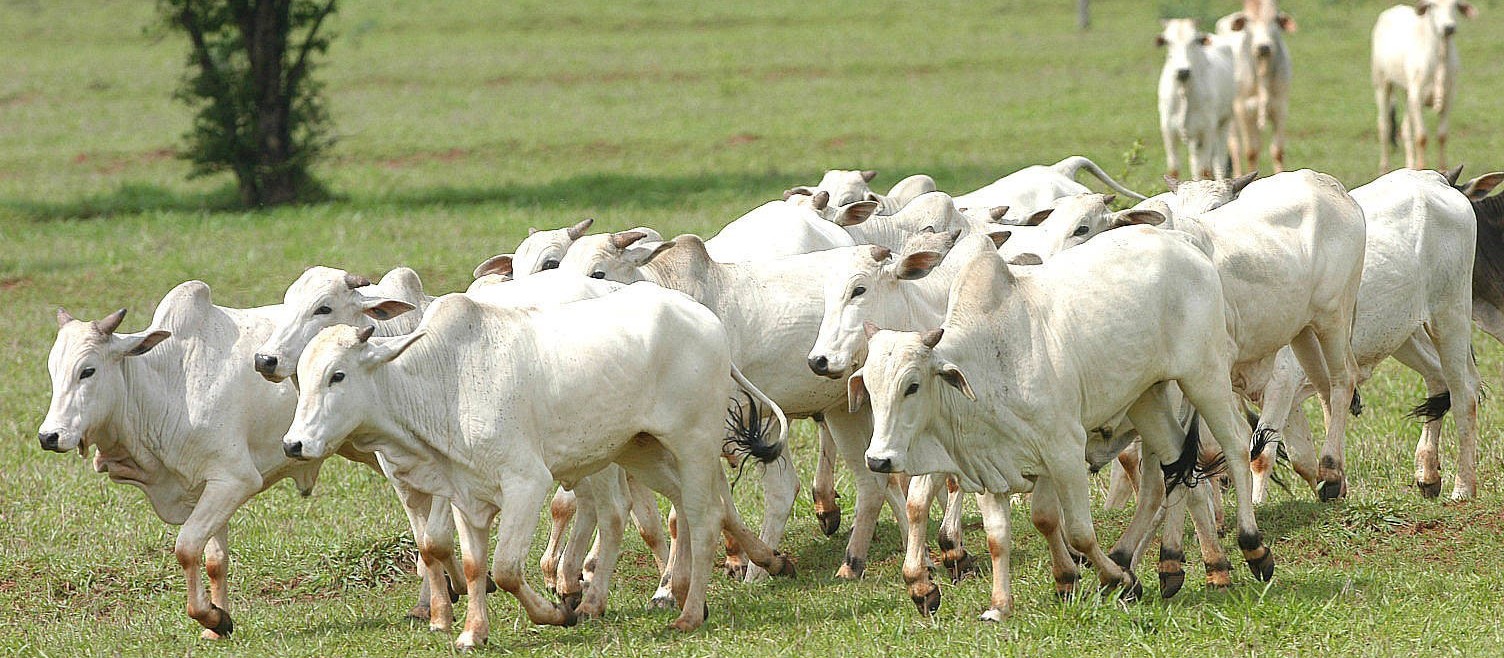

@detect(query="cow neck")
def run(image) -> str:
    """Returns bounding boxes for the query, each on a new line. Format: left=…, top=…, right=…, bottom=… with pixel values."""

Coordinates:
left=96, top=344, right=186, bottom=483
left=639, top=239, right=723, bottom=309
left=350, top=343, right=471, bottom=499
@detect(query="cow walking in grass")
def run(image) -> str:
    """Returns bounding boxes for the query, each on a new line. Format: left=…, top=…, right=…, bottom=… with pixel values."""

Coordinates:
left=1373, top=0, right=1478, bottom=170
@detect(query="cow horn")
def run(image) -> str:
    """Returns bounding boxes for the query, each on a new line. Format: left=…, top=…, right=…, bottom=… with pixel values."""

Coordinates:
left=919, top=328, right=944, bottom=349
left=863, top=320, right=882, bottom=339
left=527, top=226, right=540, bottom=236
left=1444, top=164, right=1465, bottom=186
left=94, top=308, right=127, bottom=334
left=870, top=245, right=891, bottom=262
left=567, top=218, right=594, bottom=241
left=356, top=325, right=375, bottom=343
left=861, top=170, right=878, bottom=182
left=1164, top=174, right=1181, bottom=192
left=811, top=191, right=831, bottom=211
left=345, top=273, right=372, bottom=289
left=609, top=230, right=648, bottom=250
left=1101, top=194, right=1116, bottom=206
left=56, top=307, right=75, bottom=328
left=989, top=206, right=1009, bottom=221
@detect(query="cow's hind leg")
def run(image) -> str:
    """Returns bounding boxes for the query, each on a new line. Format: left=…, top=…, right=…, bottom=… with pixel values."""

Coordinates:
left=541, top=486, right=575, bottom=594
left=463, top=476, right=572, bottom=651
left=938, top=477, right=975, bottom=582
left=977, top=491, right=1013, bottom=621
left=743, top=449, right=798, bottom=581
left=1180, top=375, right=1273, bottom=583
left=1029, top=480, right=1082, bottom=599
left=826, top=408, right=898, bottom=580
left=1422, top=308, right=1482, bottom=499
left=1045, top=449, right=1140, bottom=601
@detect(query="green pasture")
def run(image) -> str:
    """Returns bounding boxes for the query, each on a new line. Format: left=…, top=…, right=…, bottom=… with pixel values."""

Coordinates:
left=3, top=0, right=1504, bottom=655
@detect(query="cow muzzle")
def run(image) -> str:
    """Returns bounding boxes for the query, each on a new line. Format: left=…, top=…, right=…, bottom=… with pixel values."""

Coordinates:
left=866, top=456, right=895, bottom=473
left=1443, top=25, right=1457, bottom=37
left=1255, top=44, right=1272, bottom=58
left=807, top=355, right=833, bottom=377
left=283, top=440, right=306, bottom=460
left=1175, top=68, right=1191, bottom=82
left=38, top=431, right=62, bottom=452
left=253, top=353, right=280, bottom=379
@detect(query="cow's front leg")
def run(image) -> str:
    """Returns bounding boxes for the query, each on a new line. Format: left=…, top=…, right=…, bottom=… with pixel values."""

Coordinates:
left=1029, top=480, right=1079, bottom=599
left=201, top=527, right=231, bottom=639
left=938, top=477, right=975, bottom=583
left=901, top=474, right=945, bottom=616
left=484, top=477, right=574, bottom=640
left=811, top=417, right=842, bottom=536
left=976, top=491, right=1013, bottom=621
left=177, top=479, right=255, bottom=639
left=1049, top=451, right=1141, bottom=601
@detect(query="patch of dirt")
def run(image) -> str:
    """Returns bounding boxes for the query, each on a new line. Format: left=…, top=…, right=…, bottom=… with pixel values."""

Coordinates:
left=725, top=133, right=760, bottom=146
left=0, top=276, right=30, bottom=291
left=0, top=91, right=39, bottom=107
left=378, top=147, right=470, bottom=169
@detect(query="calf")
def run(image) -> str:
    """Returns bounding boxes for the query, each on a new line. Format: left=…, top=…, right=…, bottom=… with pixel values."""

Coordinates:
left=1217, top=0, right=1296, bottom=174
left=786, top=169, right=939, bottom=214
left=39, top=282, right=308, bottom=639
left=1373, top=0, right=1478, bottom=170
left=281, top=284, right=793, bottom=648
left=1156, top=19, right=1237, bottom=180
left=854, top=229, right=1271, bottom=620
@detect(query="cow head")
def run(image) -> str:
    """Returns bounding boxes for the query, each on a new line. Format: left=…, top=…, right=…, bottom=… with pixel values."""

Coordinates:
left=786, top=189, right=881, bottom=227
left=255, top=267, right=419, bottom=383
left=1228, top=2, right=1295, bottom=61
left=1165, top=171, right=1256, bottom=215
left=39, top=308, right=171, bottom=454
left=508, top=218, right=593, bottom=280
left=855, top=326, right=974, bottom=476
left=786, top=169, right=879, bottom=207
left=1416, top=0, right=1476, bottom=38
left=1157, top=18, right=1212, bottom=84
left=996, top=194, right=1159, bottom=261
left=558, top=228, right=671, bottom=283
left=281, top=324, right=425, bottom=461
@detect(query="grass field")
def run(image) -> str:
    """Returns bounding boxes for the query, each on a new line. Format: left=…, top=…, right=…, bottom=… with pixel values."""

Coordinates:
left=4, top=0, right=1504, bottom=655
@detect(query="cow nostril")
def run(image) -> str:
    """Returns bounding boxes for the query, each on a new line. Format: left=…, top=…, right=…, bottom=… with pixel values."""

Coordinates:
left=1256, top=44, right=1271, bottom=56
left=1176, top=69, right=1191, bottom=81
left=1444, top=26, right=1457, bottom=36
left=38, top=431, right=59, bottom=451
left=866, top=456, right=893, bottom=473
left=254, top=354, right=278, bottom=374
left=284, top=442, right=303, bottom=459
left=808, top=355, right=829, bottom=375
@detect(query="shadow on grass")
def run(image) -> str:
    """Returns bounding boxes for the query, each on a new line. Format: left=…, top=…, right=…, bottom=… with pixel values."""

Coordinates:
left=1, top=162, right=1105, bottom=221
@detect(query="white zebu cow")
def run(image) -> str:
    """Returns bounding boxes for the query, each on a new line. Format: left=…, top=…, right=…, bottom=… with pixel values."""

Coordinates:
left=561, top=233, right=910, bottom=581
left=853, top=228, right=1273, bottom=621
left=952, top=156, right=1148, bottom=222
left=705, top=195, right=858, bottom=262
left=1248, top=169, right=1480, bottom=501
left=1217, top=0, right=1296, bottom=175
left=1373, top=0, right=1478, bottom=171
left=786, top=169, right=940, bottom=214
left=471, top=218, right=595, bottom=281
left=1157, top=19, right=1237, bottom=180
left=804, top=191, right=997, bottom=251
left=281, top=284, right=794, bottom=649
left=38, top=282, right=306, bottom=639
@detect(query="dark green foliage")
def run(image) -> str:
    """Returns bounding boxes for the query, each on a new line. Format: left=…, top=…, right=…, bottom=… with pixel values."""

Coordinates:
left=161, top=0, right=336, bottom=207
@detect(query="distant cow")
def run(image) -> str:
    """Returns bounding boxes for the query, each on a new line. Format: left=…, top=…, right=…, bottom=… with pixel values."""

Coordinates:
left=786, top=169, right=939, bottom=214
left=1217, top=0, right=1296, bottom=174
left=1156, top=19, right=1237, bottom=180
left=952, top=156, right=1148, bottom=221
left=1373, top=0, right=1478, bottom=170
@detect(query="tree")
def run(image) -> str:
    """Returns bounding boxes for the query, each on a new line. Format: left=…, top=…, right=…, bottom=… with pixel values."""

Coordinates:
left=161, top=0, right=337, bottom=208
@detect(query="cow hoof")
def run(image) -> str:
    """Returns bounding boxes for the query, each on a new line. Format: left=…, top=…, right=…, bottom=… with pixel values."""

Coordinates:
left=669, top=615, right=703, bottom=632
left=1159, top=569, right=1185, bottom=599
left=455, top=631, right=485, bottom=650
left=407, top=604, right=431, bottom=621
left=575, top=601, right=605, bottom=620
left=723, top=561, right=747, bottom=581
left=911, top=584, right=942, bottom=616
left=817, top=509, right=842, bottom=537
left=558, top=604, right=580, bottom=628
left=200, top=628, right=228, bottom=641
left=1118, top=575, right=1143, bottom=602
left=1417, top=480, right=1443, bottom=499
left=1245, top=548, right=1276, bottom=583
left=1317, top=479, right=1346, bottom=502
left=835, top=562, right=862, bottom=580
left=444, top=574, right=461, bottom=604
left=206, top=604, right=234, bottom=638
left=944, top=551, right=978, bottom=583
left=560, top=591, right=582, bottom=612
left=771, top=551, right=797, bottom=578
left=978, top=606, right=1010, bottom=622
left=648, top=588, right=678, bottom=610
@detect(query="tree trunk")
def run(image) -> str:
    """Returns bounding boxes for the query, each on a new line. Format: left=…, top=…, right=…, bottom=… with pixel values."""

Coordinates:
left=1077, top=0, right=1090, bottom=31
left=239, top=0, right=295, bottom=207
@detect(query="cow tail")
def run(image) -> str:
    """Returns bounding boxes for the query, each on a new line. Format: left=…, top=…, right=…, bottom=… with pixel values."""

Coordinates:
left=725, top=362, right=788, bottom=467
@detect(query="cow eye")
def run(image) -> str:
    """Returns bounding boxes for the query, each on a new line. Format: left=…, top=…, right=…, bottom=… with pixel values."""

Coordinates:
left=79, top=367, right=95, bottom=380
left=851, top=286, right=866, bottom=299
left=314, top=305, right=332, bottom=316
left=329, top=371, right=345, bottom=385
left=542, top=259, right=560, bottom=271
left=590, top=271, right=606, bottom=279
left=1073, top=225, right=1090, bottom=237
left=904, top=382, right=919, bottom=396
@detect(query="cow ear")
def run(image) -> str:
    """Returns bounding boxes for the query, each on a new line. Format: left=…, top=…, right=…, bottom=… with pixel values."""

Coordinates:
left=1008, top=253, right=1044, bottom=266
left=847, top=370, right=868, bottom=413
left=1229, top=14, right=1248, bottom=31
left=1024, top=208, right=1053, bottom=227
left=896, top=251, right=944, bottom=280
left=863, top=320, right=881, bottom=339
left=1276, top=12, right=1298, bottom=31
left=1199, top=34, right=1213, bottom=46
left=1459, top=172, right=1504, bottom=201
left=937, top=363, right=976, bottom=401
left=1459, top=1, right=1478, bottom=18
left=364, top=331, right=425, bottom=366
left=1231, top=170, right=1258, bottom=194
left=861, top=170, right=878, bottom=183
left=1415, top=0, right=1432, bottom=16
left=566, top=218, right=594, bottom=241
left=1111, top=209, right=1166, bottom=228
left=835, top=200, right=880, bottom=227
left=1155, top=34, right=1168, bottom=46
left=121, top=330, right=171, bottom=357
left=359, top=295, right=418, bottom=321
left=472, top=254, right=514, bottom=279
left=624, top=240, right=675, bottom=266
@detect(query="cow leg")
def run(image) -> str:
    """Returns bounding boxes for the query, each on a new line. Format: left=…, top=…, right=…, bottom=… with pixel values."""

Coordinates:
left=1188, top=136, right=1207, bottom=182
left=938, top=477, right=974, bottom=582
left=1268, top=95, right=1288, bottom=172
left=1424, top=310, right=1482, bottom=499
left=743, top=449, right=799, bottom=582
left=575, top=471, right=630, bottom=619
left=649, top=505, right=680, bottom=610
left=901, top=473, right=945, bottom=616
left=1045, top=450, right=1139, bottom=600
left=1149, top=484, right=1186, bottom=598
left=540, top=487, right=574, bottom=594
left=1288, top=329, right=1347, bottom=501
left=1186, top=481, right=1232, bottom=590
left=826, top=408, right=899, bottom=579
left=413, top=496, right=457, bottom=631
left=175, top=480, right=254, bottom=639
left=1180, top=376, right=1273, bottom=583
left=1375, top=83, right=1394, bottom=172
left=555, top=481, right=599, bottom=606
left=1393, top=334, right=1450, bottom=498
left=453, top=513, right=496, bottom=650
left=624, top=474, right=672, bottom=608
left=1436, top=99, right=1451, bottom=170
left=1404, top=90, right=1426, bottom=169
left=1104, top=442, right=1141, bottom=510
left=714, top=469, right=795, bottom=578
left=811, top=417, right=842, bottom=536
left=1280, top=403, right=1321, bottom=494
left=203, top=527, right=230, bottom=619
left=374, top=453, right=458, bottom=620
left=1163, top=122, right=1182, bottom=181
left=1110, top=385, right=1184, bottom=573
left=476, top=476, right=573, bottom=647
left=662, top=445, right=726, bottom=632
left=976, top=491, right=1014, bottom=621
left=1029, top=480, right=1080, bottom=599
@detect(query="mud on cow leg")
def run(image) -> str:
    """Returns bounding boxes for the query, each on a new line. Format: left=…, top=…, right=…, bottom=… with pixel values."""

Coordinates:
left=1317, top=455, right=1347, bottom=502
left=1205, top=558, right=1233, bottom=590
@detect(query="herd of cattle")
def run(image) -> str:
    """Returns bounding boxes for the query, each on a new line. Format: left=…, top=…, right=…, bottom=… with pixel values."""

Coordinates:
left=31, top=1, right=1501, bottom=651
left=1156, top=0, right=1476, bottom=178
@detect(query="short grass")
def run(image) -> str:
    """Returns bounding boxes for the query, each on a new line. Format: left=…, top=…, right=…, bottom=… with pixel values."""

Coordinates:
left=3, top=0, right=1504, bottom=656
